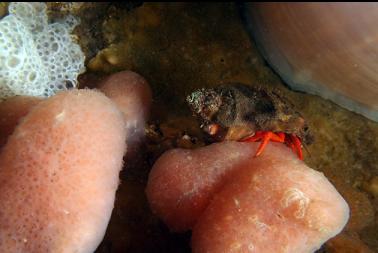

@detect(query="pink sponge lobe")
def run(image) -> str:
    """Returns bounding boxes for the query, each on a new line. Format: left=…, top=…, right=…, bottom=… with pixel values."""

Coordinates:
left=0, top=96, right=42, bottom=149
left=99, top=70, right=152, bottom=158
left=192, top=143, right=349, bottom=253
left=0, top=89, right=127, bottom=253
left=146, top=142, right=349, bottom=252
left=146, top=142, right=255, bottom=232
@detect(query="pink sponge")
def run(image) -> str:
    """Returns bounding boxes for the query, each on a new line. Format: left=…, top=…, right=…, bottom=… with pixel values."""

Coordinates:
left=146, top=142, right=349, bottom=252
left=192, top=143, right=349, bottom=253
left=146, top=142, right=254, bottom=232
left=0, top=90, right=127, bottom=253
left=99, top=71, right=152, bottom=159
left=0, top=96, right=42, bottom=149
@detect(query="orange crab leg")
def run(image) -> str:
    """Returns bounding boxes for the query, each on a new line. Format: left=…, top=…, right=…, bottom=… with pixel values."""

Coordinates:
left=241, top=131, right=265, bottom=142
left=254, top=132, right=273, bottom=157
left=242, top=131, right=285, bottom=143
left=242, top=131, right=285, bottom=158
left=271, top=132, right=286, bottom=143
left=241, top=131, right=304, bottom=160
left=289, top=134, right=303, bottom=160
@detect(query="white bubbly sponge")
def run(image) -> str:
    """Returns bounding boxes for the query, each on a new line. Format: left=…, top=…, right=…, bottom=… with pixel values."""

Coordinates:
left=0, top=2, right=85, bottom=99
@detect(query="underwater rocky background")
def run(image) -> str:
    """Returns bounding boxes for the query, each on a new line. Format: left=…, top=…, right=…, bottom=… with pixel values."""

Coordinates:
left=2, top=3, right=377, bottom=252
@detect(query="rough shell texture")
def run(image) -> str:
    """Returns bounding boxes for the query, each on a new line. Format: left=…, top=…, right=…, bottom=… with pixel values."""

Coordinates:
left=0, top=89, right=127, bottom=253
left=99, top=70, right=152, bottom=159
left=245, top=3, right=378, bottom=122
left=147, top=142, right=349, bottom=252
left=0, top=96, right=41, bottom=149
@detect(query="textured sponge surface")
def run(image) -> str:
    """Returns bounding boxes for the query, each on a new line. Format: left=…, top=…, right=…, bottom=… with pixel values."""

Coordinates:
left=0, top=90, right=127, bottom=253
left=0, top=3, right=85, bottom=99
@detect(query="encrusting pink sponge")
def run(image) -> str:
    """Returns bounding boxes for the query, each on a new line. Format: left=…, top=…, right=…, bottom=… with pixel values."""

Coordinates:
left=0, top=96, right=42, bottom=149
left=99, top=70, right=152, bottom=159
left=146, top=142, right=349, bottom=253
left=0, top=89, right=127, bottom=253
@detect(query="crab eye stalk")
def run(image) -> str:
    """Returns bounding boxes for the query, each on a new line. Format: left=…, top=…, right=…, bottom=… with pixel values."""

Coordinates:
left=206, top=123, right=220, bottom=135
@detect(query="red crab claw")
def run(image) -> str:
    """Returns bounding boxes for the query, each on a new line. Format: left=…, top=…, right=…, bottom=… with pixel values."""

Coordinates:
left=241, top=131, right=286, bottom=157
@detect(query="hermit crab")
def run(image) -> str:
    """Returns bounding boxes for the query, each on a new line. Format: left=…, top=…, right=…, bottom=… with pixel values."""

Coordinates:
left=186, top=83, right=313, bottom=160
